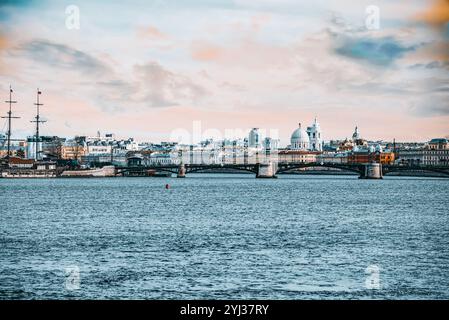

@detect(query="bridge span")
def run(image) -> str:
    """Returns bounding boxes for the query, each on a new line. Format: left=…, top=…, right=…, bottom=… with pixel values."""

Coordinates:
left=116, top=162, right=449, bottom=179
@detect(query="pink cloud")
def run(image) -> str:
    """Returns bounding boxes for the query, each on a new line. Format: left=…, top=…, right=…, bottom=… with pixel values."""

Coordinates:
left=137, top=26, right=169, bottom=39
left=191, top=38, right=295, bottom=69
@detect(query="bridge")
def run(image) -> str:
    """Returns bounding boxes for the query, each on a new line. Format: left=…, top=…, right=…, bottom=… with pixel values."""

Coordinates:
left=116, top=162, right=449, bottom=179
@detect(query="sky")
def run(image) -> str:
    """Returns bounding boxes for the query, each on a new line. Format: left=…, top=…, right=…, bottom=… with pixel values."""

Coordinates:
left=0, top=0, right=448, bottom=145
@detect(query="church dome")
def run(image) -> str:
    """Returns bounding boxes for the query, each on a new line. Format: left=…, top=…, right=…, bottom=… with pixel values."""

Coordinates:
left=290, top=123, right=310, bottom=151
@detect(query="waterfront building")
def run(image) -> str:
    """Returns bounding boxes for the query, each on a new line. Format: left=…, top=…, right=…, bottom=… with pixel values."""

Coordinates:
left=82, top=139, right=113, bottom=165
left=333, top=126, right=368, bottom=152
left=82, top=134, right=139, bottom=166
left=61, top=139, right=87, bottom=161
left=398, top=138, right=449, bottom=166
left=139, top=142, right=177, bottom=153
left=317, top=152, right=349, bottom=164
left=178, top=145, right=225, bottom=165
left=42, top=136, right=64, bottom=159
left=352, top=127, right=368, bottom=147
left=289, top=118, right=324, bottom=152
left=127, top=154, right=144, bottom=167
left=87, top=144, right=112, bottom=156
left=146, top=152, right=178, bottom=166
left=109, top=140, right=138, bottom=166
left=396, top=149, right=423, bottom=165
left=26, top=136, right=64, bottom=160
left=86, top=132, right=113, bottom=144
left=422, top=149, right=449, bottom=166
left=26, top=137, right=43, bottom=160
left=347, top=151, right=395, bottom=165
left=263, top=137, right=280, bottom=151
left=104, top=133, right=115, bottom=141
left=428, top=138, right=448, bottom=150
left=306, top=117, right=323, bottom=151
left=0, top=143, right=25, bottom=158
left=323, top=141, right=340, bottom=152
left=278, top=150, right=318, bottom=163
left=337, top=138, right=354, bottom=151
left=290, top=123, right=310, bottom=151
left=248, top=128, right=262, bottom=148
left=379, top=152, right=396, bottom=165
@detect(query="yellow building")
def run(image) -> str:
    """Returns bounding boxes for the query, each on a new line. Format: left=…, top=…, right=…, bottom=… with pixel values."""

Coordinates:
left=278, top=150, right=319, bottom=163
left=0, top=148, right=24, bottom=158
left=379, top=152, right=395, bottom=165
left=61, top=144, right=86, bottom=161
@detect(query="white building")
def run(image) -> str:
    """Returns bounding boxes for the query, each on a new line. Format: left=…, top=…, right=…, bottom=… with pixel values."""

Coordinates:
left=248, top=128, right=262, bottom=148
left=307, top=117, right=323, bottom=151
left=146, top=152, right=178, bottom=166
left=26, top=137, right=43, bottom=160
left=263, top=137, right=280, bottom=151
left=278, top=150, right=318, bottom=163
left=290, top=118, right=324, bottom=152
left=87, top=145, right=112, bottom=155
left=398, top=139, right=449, bottom=166
left=290, top=123, right=310, bottom=151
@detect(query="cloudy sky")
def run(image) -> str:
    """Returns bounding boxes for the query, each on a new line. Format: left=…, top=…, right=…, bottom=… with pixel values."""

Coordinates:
left=0, top=0, right=448, bottom=144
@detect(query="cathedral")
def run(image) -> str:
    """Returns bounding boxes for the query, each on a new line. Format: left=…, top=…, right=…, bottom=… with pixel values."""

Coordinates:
left=290, top=117, right=323, bottom=151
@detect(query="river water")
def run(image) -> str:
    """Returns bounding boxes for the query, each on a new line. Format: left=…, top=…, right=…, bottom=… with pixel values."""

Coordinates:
left=1, top=174, right=448, bottom=299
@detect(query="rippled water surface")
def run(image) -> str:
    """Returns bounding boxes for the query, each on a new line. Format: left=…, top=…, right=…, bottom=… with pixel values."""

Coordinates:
left=1, top=174, right=448, bottom=299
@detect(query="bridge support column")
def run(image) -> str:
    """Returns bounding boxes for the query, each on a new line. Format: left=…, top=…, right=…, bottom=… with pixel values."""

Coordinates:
left=177, top=164, right=186, bottom=178
left=256, top=162, right=277, bottom=179
left=360, top=163, right=383, bottom=179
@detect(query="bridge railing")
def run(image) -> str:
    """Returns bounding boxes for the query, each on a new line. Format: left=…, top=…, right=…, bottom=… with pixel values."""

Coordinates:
left=126, top=160, right=363, bottom=168
left=141, top=153, right=281, bottom=166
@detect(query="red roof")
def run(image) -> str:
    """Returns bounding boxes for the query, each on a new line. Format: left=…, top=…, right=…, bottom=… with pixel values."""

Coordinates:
left=8, top=157, right=34, bottom=165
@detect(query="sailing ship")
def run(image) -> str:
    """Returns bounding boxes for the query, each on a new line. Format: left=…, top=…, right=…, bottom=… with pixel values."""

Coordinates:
left=0, top=87, right=117, bottom=178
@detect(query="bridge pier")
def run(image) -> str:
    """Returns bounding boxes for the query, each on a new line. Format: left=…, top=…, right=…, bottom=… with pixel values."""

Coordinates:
left=256, top=162, right=277, bottom=179
left=360, top=163, right=383, bottom=179
left=177, top=164, right=186, bottom=178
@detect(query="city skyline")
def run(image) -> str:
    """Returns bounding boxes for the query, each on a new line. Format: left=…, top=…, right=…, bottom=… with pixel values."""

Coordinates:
left=1, top=1, right=449, bottom=304
left=1, top=0, right=448, bottom=144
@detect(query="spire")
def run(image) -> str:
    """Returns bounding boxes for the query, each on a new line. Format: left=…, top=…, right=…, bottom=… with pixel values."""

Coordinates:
left=313, top=116, right=320, bottom=128
left=352, top=125, right=360, bottom=140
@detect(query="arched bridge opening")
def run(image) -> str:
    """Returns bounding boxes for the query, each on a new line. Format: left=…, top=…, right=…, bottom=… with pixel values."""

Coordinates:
left=276, top=163, right=364, bottom=175
left=383, top=166, right=449, bottom=177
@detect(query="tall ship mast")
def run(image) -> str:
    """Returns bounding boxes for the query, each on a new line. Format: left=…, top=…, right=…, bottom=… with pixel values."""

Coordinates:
left=31, top=89, right=46, bottom=161
left=1, top=86, right=20, bottom=160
